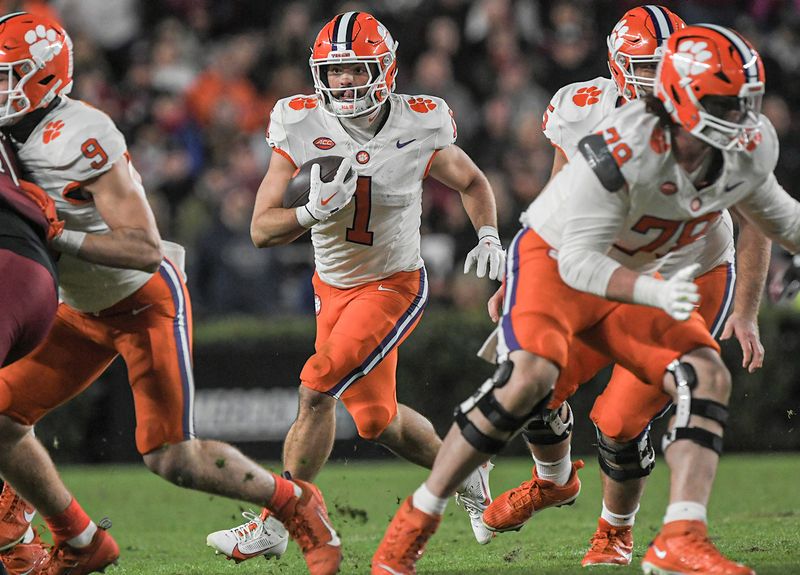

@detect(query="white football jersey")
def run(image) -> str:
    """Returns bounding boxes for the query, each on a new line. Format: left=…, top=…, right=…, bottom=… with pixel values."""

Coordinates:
left=524, top=99, right=800, bottom=295
left=542, top=78, right=734, bottom=278
left=543, top=77, right=619, bottom=160
left=268, top=92, right=457, bottom=288
left=11, top=97, right=153, bottom=312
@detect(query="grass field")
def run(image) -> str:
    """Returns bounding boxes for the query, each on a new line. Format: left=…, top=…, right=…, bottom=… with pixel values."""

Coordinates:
left=56, top=454, right=800, bottom=574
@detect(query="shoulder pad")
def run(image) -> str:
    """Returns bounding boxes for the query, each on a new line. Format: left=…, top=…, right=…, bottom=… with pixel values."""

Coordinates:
left=398, top=93, right=456, bottom=146
left=275, top=94, right=320, bottom=125
left=749, top=115, right=779, bottom=174
left=578, top=134, right=626, bottom=192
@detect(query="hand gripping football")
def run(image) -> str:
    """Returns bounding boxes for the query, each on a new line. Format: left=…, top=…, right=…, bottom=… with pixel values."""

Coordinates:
left=282, top=155, right=353, bottom=209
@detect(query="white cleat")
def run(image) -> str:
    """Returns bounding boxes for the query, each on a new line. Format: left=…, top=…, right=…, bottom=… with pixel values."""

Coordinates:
left=455, top=460, right=495, bottom=545
left=206, top=510, right=289, bottom=563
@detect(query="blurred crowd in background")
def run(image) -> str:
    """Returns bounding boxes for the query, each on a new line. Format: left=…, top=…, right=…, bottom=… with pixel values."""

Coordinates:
left=5, top=0, right=800, bottom=318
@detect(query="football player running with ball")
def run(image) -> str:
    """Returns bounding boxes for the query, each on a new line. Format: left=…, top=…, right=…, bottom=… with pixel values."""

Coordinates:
left=0, top=11, right=322, bottom=575
left=206, top=11, right=504, bottom=574
left=482, top=5, right=771, bottom=568
left=374, top=24, right=799, bottom=575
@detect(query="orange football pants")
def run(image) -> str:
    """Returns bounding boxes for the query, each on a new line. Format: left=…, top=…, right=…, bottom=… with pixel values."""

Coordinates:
left=500, top=229, right=719, bottom=413
left=0, top=258, right=195, bottom=454
left=301, top=268, right=428, bottom=439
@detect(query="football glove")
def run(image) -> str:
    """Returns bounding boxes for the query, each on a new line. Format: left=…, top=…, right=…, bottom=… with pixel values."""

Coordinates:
left=298, top=158, right=356, bottom=227
left=633, top=264, right=701, bottom=321
left=464, top=226, right=505, bottom=281
left=18, top=179, right=64, bottom=241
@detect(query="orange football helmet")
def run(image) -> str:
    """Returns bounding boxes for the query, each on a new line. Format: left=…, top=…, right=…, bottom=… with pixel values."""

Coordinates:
left=657, top=24, right=765, bottom=151
left=310, top=12, right=398, bottom=117
left=607, top=5, right=685, bottom=101
left=0, top=12, right=73, bottom=126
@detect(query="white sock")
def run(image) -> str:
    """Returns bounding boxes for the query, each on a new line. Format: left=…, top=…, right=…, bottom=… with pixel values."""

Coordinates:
left=663, top=501, right=707, bottom=524
left=533, top=446, right=572, bottom=485
left=601, top=501, right=639, bottom=527
left=67, top=521, right=97, bottom=548
left=412, top=483, right=448, bottom=516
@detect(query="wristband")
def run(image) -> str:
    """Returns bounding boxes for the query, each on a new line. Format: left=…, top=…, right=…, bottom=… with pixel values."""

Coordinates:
left=51, top=229, right=87, bottom=256
left=295, top=205, right=318, bottom=229
left=632, top=274, right=662, bottom=307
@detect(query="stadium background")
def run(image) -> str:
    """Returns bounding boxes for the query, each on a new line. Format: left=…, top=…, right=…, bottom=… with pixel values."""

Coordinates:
left=13, top=0, right=800, bottom=462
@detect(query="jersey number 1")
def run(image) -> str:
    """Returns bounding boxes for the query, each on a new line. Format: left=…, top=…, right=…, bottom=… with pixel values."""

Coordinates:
left=346, top=176, right=374, bottom=246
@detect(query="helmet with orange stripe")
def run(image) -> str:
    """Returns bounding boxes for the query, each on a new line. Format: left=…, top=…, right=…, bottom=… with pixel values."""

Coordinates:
left=607, top=5, right=685, bottom=101
left=656, top=24, right=765, bottom=151
left=0, top=12, right=73, bottom=126
left=310, top=12, right=398, bottom=118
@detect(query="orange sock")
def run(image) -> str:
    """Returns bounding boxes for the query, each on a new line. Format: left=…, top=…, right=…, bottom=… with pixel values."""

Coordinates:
left=267, top=473, right=296, bottom=513
left=45, top=498, right=91, bottom=543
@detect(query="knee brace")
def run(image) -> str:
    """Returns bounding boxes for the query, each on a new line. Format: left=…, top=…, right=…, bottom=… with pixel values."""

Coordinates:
left=662, top=360, right=728, bottom=455
left=521, top=401, right=573, bottom=445
left=454, top=361, right=550, bottom=454
left=596, top=427, right=655, bottom=481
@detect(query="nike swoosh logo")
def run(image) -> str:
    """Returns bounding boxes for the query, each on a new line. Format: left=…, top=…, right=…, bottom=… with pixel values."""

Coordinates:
left=724, top=181, right=744, bottom=192
left=316, top=510, right=341, bottom=547
left=653, top=546, right=667, bottom=559
left=376, top=564, right=405, bottom=575
left=131, top=304, right=153, bottom=316
left=320, top=192, right=338, bottom=206
left=23, top=510, right=35, bottom=523
left=377, top=285, right=399, bottom=293
left=396, top=139, right=416, bottom=149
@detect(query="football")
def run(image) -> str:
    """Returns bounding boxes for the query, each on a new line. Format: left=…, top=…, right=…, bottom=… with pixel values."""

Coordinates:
left=282, top=155, right=353, bottom=209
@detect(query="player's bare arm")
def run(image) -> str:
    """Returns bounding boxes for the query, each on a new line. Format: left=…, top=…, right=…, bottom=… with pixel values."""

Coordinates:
left=429, top=144, right=496, bottom=231
left=55, top=159, right=162, bottom=272
left=720, top=211, right=769, bottom=372
left=250, top=150, right=305, bottom=247
left=429, top=144, right=505, bottom=280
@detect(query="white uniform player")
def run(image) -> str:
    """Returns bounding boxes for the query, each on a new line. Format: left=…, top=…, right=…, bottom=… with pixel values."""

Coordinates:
left=13, top=96, right=153, bottom=312
left=208, top=12, right=504, bottom=566
left=267, top=91, right=456, bottom=287
left=483, top=7, right=770, bottom=571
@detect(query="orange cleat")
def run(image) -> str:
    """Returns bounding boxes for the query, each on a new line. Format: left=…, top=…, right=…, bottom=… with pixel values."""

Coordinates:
left=0, top=527, right=49, bottom=574
left=272, top=480, right=341, bottom=575
left=371, top=497, right=441, bottom=575
left=482, top=459, right=584, bottom=532
left=0, top=484, right=36, bottom=551
left=641, top=520, right=754, bottom=575
left=581, top=518, right=633, bottom=566
left=42, top=523, right=119, bottom=575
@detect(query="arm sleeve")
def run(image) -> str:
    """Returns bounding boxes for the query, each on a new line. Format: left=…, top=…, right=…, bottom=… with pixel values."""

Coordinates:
left=735, top=173, right=800, bottom=254
left=556, top=156, right=628, bottom=296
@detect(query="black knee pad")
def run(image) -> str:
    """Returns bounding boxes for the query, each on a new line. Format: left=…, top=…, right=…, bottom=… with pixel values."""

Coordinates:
left=521, top=401, right=573, bottom=445
left=662, top=360, right=728, bottom=455
left=454, top=360, right=551, bottom=454
left=596, top=427, right=655, bottom=481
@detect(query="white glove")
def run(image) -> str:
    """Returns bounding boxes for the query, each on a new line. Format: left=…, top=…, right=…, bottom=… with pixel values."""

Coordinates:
left=296, top=158, right=356, bottom=228
left=464, top=226, right=506, bottom=281
left=633, top=264, right=701, bottom=321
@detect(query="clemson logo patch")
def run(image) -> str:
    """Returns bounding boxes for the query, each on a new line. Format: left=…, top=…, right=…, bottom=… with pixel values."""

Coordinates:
left=408, top=97, right=437, bottom=113
left=356, top=150, right=370, bottom=164
left=313, top=137, right=335, bottom=150
left=609, top=20, right=629, bottom=53
left=25, top=24, right=62, bottom=64
left=572, top=87, right=602, bottom=107
left=288, top=97, right=318, bottom=110
left=673, top=40, right=713, bottom=77
left=43, top=120, right=64, bottom=143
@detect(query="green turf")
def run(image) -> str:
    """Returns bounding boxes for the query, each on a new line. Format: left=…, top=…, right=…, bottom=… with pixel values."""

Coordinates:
left=57, top=454, right=799, bottom=574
